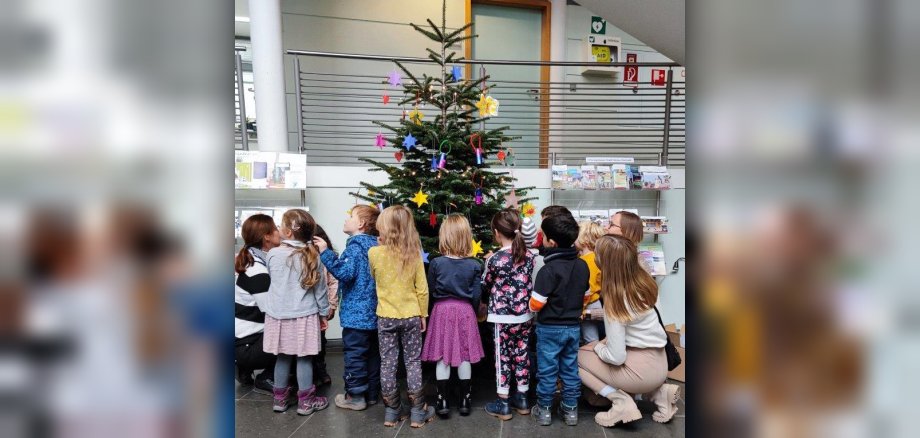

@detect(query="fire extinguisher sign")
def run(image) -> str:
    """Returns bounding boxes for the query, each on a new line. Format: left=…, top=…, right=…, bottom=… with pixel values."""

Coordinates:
left=624, top=53, right=638, bottom=85
left=651, top=69, right=667, bottom=86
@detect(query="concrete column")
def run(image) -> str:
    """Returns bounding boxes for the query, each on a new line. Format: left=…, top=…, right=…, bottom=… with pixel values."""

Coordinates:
left=549, top=0, right=567, bottom=161
left=248, top=0, right=289, bottom=152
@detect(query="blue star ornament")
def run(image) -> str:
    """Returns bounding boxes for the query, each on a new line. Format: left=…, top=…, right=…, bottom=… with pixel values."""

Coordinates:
left=452, top=66, right=463, bottom=81
left=421, top=250, right=430, bottom=264
left=402, top=133, right=417, bottom=150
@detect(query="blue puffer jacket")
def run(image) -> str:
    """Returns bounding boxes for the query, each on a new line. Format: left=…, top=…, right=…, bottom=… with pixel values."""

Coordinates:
left=320, top=233, right=378, bottom=330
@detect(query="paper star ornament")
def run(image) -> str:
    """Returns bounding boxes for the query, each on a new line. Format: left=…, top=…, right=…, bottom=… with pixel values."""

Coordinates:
left=375, top=133, right=386, bottom=149
left=475, top=94, right=499, bottom=117
left=421, top=250, right=430, bottom=264
left=521, top=201, right=536, bottom=217
left=408, top=108, right=424, bottom=125
left=471, top=239, right=484, bottom=257
left=382, top=94, right=390, bottom=104
left=411, top=189, right=429, bottom=208
left=452, top=66, right=463, bottom=81
left=504, top=190, right=519, bottom=208
left=402, top=133, right=417, bottom=150
left=387, top=70, right=402, bottom=87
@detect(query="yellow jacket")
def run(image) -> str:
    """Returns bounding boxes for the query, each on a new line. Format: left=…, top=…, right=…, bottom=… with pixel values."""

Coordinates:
left=581, top=252, right=602, bottom=307
left=369, top=246, right=429, bottom=318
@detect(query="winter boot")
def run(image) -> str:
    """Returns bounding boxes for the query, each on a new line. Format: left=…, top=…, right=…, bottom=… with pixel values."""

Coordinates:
left=334, top=392, right=367, bottom=411
left=594, top=389, right=642, bottom=428
left=409, top=390, right=436, bottom=428
left=531, top=403, right=552, bottom=426
left=557, top=401, right=578, bottom=426
left=485, top=397, right=512, bottom=421
left=458, top=379, right=472, bottom=416
left=435, top=380, right=450, bottom=418
left=509, top=391, right=530, bottom=415
left=296, top=386, right=329, bottom=416
left=272, top=386, right=294, bottom=412
left=383, top=391, right=407, bottom=427
left=649, top=383, right=680, bottom=423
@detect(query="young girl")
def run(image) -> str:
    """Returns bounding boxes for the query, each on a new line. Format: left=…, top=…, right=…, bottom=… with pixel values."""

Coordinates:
left=482, top=208, right=536, bottom=420
left=263, top=209, right=330, bottom=415
left=420, top=214, right=484, bottom=419
left=576, top=235, right=679, bottom=427
left=577, top=221, right=606, bottom=344
left=368, top=205, right=435, bottom=428
left=313, top=205, right=381, bottom=411
left=312, top=225, right=338, bottom=386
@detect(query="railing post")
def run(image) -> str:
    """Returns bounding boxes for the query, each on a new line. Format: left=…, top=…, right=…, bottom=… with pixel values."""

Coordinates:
left=235, top=52, right=249, bottom=151
left=293, top=57, right=305, bottom=154
left=661, top=69, right=674, bottom=166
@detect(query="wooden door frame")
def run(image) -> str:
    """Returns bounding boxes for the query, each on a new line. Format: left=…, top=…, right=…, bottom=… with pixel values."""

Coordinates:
left=466, top=0, right=551, bottom=168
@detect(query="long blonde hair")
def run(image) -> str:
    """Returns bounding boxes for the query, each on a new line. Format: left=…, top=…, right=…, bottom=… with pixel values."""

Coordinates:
left=595, top=235, right=658, bottom=322
left=377, top=205, right=422, bottom=274
left=281, top=209, right=321, bottom=290
left=439, top=214, right=472, bottom=257
left=576, top=221, right=606, bottom=252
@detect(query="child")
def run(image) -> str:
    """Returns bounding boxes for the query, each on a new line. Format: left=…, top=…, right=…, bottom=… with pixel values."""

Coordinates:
left=312, top=225, right=338, bottom=386
left=528, top=213, right=590, bottom=426
left=482, top=208, right=536, bottom=421
left=420, top=214, right=484, bottom=419
left=576, top=221, right=606, bottom=344
left=368, top=205, right=435, bottom=428
left=313, top=205, right=381, bottom=411
left=263, top=209, right=330, bottom=415
left=535, top=205, right=573, bottom=251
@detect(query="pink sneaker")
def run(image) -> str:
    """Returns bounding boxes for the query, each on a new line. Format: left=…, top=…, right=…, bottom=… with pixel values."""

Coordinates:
left=297, top=386, right=329, bottom=416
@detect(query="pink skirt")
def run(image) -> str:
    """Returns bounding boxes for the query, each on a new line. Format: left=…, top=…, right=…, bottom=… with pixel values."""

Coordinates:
left=421, top=298, right=484, bottom=366
left=263, top=314, right=321, bottom=356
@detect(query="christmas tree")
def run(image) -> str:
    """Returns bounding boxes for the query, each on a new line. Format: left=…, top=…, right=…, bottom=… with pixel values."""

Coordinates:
left=352, top=1, right=535, bottom=258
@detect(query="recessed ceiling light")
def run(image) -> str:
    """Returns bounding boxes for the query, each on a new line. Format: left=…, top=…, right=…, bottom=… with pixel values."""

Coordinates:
left=235, top=16, right=250, bottom=23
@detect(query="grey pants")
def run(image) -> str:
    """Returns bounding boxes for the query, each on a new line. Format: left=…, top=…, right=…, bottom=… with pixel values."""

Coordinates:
left=378, top=316, right=423, bottom=396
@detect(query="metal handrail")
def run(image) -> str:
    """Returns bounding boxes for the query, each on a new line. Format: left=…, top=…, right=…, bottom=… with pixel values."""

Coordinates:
left=286, top=49, right=682, bottom=68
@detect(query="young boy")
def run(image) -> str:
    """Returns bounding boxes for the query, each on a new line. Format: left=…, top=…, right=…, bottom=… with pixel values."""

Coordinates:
left=528, top=213, right=590, bottom=426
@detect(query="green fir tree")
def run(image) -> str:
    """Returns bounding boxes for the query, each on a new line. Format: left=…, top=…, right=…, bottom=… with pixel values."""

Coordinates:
left=352, top=1, right=535, bottom=258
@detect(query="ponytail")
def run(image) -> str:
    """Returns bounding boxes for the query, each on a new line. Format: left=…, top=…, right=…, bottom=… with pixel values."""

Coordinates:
left=296, top=244, right=321, bottom=290
left=511, top=229, right=527, bottom=266
left=235, top=246, right=254, bottom=274
left=281, top=209, right=322, bottom=290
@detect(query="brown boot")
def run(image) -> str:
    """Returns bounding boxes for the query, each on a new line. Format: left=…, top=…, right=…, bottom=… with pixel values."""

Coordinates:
left=408, top=390, right=436, bottom=428
left=594, top=389, right=642, bottom=428
left=649, top=383, right=680, bottom=423
left=382, top=391, right=407, bottom=427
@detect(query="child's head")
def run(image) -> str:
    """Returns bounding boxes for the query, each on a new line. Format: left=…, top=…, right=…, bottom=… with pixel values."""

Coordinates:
left=345, top=205, right=380, bottom=236
left=491, top=208, right=527, bottom=264
left=280, top=209, right=321, bottom=289
left=235, top=214, right=280, bottom=273
left=594, top=235, right=657, bottom=322
left=541, top=205, right=572, bottom=220
left=377, top=205, right=422, bottom=273
left=540, top=214, right=579, bottom=249
left=608, top=211, right=644, bottom=245
left=438, top=214, right=473, bottom=257
left=576, top=221, right=606, bottom=253
left=314, top=224, right=335, bottom=254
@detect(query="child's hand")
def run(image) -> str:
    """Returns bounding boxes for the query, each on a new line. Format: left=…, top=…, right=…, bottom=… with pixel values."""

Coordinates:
left=420, top=317, right=427, bottom=333
left=320, top=317, right=328, bottom=331
left=312, top=237, right=328, bottom=252
left=327, top=308, right=336, bottom=320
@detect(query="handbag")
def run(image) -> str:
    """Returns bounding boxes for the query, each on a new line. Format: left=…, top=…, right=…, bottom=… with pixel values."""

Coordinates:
left=653, top=306, right=682, bottom=371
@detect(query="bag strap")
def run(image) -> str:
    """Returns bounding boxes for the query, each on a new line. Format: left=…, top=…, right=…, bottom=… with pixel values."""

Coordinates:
left=653, top=306, right=670, bottom=336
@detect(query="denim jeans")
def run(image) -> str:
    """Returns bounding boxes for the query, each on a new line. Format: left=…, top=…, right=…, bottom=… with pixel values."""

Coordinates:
left=342, top=328, right=381, bottom=398
left=535, top=324, right=581, bottom=408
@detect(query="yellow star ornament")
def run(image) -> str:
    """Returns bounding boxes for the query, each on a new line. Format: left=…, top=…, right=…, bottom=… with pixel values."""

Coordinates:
left=521, top=201, right=536, bottom=217
left=475, top=94, right=499, bottom=117
left=471, top=239, right=484, bottom=257
left=408, top=108, right=424, bottom=125
left=411, top=189, right=429, bottom=208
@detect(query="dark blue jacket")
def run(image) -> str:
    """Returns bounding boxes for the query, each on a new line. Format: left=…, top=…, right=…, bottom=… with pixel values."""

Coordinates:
left=320, top=233, right=378, bottom=330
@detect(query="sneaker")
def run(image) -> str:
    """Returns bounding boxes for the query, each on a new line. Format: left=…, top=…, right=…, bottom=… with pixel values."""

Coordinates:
left=334, top=393, right=367, bottom=411
left=509, top=392, right=530, bottom=415
left=485, top=397, right=512, bottom=421
left=409, top=391, right=436, bottom=428
left=531, top=403, right=552, bottom=426
left=557, top=402, right=578, bottom=426
left=272, top=386, right=294, bottom=413
left=296, top=386, right=329, bottom=416
left=253, top=374, right=274, bottom=396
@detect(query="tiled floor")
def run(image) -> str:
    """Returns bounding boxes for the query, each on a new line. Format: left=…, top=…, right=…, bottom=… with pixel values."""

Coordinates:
left=236, top=351, right=685, bottom=437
